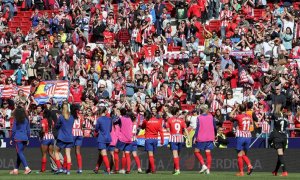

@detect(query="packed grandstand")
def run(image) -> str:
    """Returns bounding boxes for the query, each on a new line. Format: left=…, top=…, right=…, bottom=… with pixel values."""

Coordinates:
left=0, top=0, right=300, bottom=140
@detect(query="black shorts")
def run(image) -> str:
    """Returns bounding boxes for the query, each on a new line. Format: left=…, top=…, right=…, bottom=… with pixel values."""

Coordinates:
left=270, top=131, right=287, bottom=150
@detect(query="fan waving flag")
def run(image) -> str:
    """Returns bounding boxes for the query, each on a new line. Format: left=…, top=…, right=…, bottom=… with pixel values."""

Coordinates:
left=34, top=80, right=69, bottom=105
left=0, top=85, right=31, bottom=98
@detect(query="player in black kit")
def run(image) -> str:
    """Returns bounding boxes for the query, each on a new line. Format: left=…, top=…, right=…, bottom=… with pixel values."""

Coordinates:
left=268, top=112, right=288, bottom=177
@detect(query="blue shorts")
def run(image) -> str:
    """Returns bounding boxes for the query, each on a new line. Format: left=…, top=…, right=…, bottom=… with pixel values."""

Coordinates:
left=41, top=139, right=54, bottom=146
left=236, top=137, right=251, bottom=151
left=145, top=139, right=158, bottom=152
left=56, top=139, right=73, bottom=149
left=98, top=142, right=110, bottom=150
left=108, top=145, right=115, bottom=152
left=130, top=141, right=138, bottom=152
left=73, top=136, right=83, bottom=146
left=116, top=140, right=132, bottom=152
left=169, top=142, right=184, bottom=151
left=194, top=141, right=214, bottom=150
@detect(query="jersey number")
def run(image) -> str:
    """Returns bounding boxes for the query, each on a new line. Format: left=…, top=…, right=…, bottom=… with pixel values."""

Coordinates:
left=132, top=125, right=137, bottom=134
left=174, top=123, right=181, bottom=134
left=280, top=121, right=285, bottom=132
left=242, top=120, right=250, bottom=131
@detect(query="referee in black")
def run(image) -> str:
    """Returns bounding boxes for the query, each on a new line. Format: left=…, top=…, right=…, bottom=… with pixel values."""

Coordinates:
left=268, top=111, right=288, bottom=177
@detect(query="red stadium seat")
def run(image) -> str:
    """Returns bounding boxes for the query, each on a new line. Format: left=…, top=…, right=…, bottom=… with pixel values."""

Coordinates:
left=181, top=104, right=195, bottom=112
left=222, top=120, right=233, bottom=136
left=2, top=70, right=15, bottom=77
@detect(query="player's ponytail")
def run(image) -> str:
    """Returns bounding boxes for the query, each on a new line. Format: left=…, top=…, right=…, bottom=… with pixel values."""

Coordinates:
left=43, top=109, right=52, bottom=130
left=144, top=110, right=152, bottom=121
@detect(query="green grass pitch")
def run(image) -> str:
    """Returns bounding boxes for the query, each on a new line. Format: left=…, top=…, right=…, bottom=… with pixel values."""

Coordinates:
left=1, top=171, right=300, bottom=180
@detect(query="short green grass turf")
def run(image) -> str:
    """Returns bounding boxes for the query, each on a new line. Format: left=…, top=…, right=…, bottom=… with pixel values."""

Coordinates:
left=1, top=171, right=300, bottom=180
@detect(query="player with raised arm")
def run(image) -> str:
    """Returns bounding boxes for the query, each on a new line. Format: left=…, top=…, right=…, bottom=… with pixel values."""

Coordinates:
left=71, top=106, right=84, bottom=174
left=193, top=104, right=216, bottom=175
left=113, top=108, right=134, bottom=174
left=94, top=106, right=112, bottom=174
left=39, top=109, right=55, bottom=173
left=269, top=111, right=288, bottom=177
left=229, top=104, right=254, bottom=176
left=166, top=107, right=190, bottom=175
left=141, top=107, right=164, bottom=174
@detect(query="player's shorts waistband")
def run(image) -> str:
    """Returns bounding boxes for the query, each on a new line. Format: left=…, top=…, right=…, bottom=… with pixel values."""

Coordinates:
left=145, top=138, right=158, bottom=139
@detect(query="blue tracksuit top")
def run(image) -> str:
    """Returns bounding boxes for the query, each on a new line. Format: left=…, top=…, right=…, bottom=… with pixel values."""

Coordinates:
left=11, top=118, right=30, bottom=141
left=56, top=115, right=75, bottom=143
left=95, top=116, right=112, bottom=143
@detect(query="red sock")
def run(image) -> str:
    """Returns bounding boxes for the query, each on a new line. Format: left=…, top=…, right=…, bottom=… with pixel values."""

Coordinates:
left=41, top=157, right=47, bottom=172
left=76, top=154, right=82, bottom=170
left=102, top=155, right=110, bottom=172
left=63, top=155, right=67, bottom=169
left=121, top=156, right=126, bottom=170
left=67, top=163, right=71, bottom=171
left=194, top=152, right=204, bottom=165
left=55, top=159, right=61, bottom=169
left=242, top=155, right=251, bottom=167
left=149, top=155, right=155, bottom=172
left=238, top=156, right=244, bottom=173
left=205, top=151, right=212, bottom=170
left=134, top=156, right=141, bottom=169
left=114, top=152, right=119, bottom=171
left=95, top=155, right=103, bottom=170
left=125, top=153, right=131, bottom=172
left=174, top=157, right=179, bottom=170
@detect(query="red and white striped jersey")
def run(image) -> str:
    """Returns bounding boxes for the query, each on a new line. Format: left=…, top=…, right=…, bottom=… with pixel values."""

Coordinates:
left=166, top=117, right=186, bottom=143
left=234, top=114, right=252, bottom=138
left=72, top=118, right=83, bottom=137
left=41, top=118, right=54, bottom=140
left=288, top=115, right=300, bottom=128
left=209, top=94, right=223, bottom=113
left=261, top=121, right=270, bottom=134
left=220, top=10, right=233, bottom=27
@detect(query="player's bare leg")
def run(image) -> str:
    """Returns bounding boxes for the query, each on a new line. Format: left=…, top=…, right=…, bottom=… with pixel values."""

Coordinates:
left=109, top=151, right=115, bottom=172
left=194, top=148, right=207, bottom=174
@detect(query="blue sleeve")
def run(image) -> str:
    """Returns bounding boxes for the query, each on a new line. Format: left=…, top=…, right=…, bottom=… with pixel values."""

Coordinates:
left=109, top=118, right=112, bottom=133
left=26, top=119, right=30, bottom=139
left=194, top=117, right=199, bottom=140
left=56, top=116, right=62, bottom=130
left=95, top=119, right=100, bottom=132
left=11, top=120, right=16, bottom=140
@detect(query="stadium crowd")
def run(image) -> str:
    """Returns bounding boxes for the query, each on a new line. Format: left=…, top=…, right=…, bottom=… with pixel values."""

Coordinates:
left=1, top=0, right=300, bottom=140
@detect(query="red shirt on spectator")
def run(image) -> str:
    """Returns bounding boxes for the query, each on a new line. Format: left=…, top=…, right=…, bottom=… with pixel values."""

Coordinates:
left=70, top=85, right=84, bottom=104
left=103, top=30, right=114, bottom=44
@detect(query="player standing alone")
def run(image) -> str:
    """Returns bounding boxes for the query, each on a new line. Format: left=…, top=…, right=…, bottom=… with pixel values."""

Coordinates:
left=193, top=104, right=216, bottom=174
left=269, top=111, right=288, bottom=176
left=166, top=107, right=190, bottom=175
left=229, top=104, right=253, bottom=176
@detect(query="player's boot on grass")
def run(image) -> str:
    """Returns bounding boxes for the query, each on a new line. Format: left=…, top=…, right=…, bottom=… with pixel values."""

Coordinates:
left=66, top=171, right=71, bottom=175
left=9, top=169, right=18, bottom=175
left=205, top=169, right=210, bottom=175
left=281, top=171, right=288, bottom=177
left=173, top=170, right=180, bottom=175
left=236, top=172, right=244, bottom=176
left=93, top=168, right=99, bottom=174
left=119, top=169, right=126, bottom=174
left=54, top=168, right=64, bottom=174
left=24, top=168, right=32, bottom=175
left=137, top=168, right=143, bottom=173
left=272, top=171, right=278, bottom=176
left=77, top=170, right=83, bottom=174
left=199, top=165, right=208, bottom=174
left=125, top=171, right=131, bottom=174
left=247, top=165, right=253, bottom=175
